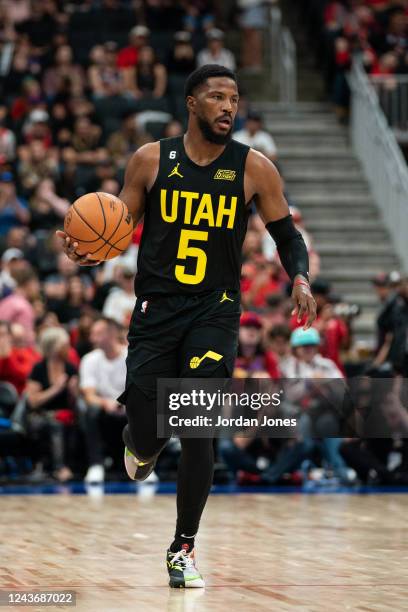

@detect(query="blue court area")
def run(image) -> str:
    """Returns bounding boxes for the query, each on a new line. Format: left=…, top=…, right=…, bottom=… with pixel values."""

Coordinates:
left=1, top=480, right=408, bottom=496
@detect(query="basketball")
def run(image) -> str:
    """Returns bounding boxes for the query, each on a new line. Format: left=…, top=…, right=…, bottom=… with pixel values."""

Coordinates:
left=190, top=356, right=200, bottom=369
left=63, top=192, right=133, bottom=261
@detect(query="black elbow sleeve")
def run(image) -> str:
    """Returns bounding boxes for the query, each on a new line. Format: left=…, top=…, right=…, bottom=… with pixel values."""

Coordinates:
left=265, top=214, right=309, bottom=281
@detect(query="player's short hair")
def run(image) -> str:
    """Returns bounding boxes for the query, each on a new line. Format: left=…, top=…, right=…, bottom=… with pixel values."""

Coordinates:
left=184, top=64, right=237, bottom=99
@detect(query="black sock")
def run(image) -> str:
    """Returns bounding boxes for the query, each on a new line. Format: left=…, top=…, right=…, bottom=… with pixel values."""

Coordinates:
left=169, top=534, right=195, bottom=553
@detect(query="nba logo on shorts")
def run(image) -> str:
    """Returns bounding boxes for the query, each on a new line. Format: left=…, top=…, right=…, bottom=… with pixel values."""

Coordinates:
left=141, top=300, right=148, bottom=313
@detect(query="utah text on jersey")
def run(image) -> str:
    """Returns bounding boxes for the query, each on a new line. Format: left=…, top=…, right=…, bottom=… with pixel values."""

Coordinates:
left=160, top=189, right=237, bottom=229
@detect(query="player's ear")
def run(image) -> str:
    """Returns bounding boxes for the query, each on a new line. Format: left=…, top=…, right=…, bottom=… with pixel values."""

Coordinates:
left=186, top=95, right=196, bottom=114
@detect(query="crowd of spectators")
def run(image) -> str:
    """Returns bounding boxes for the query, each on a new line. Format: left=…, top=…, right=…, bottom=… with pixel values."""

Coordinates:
left=295, top=0, right=408, bottom=119
left=0, top=0, right=407, bottom=488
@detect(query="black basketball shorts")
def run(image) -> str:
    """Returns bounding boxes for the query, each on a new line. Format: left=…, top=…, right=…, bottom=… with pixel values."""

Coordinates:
left=117, top=289, right=241, bottom=402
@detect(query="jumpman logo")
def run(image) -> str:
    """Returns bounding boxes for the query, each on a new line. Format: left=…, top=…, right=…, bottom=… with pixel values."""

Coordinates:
left=189, top=350, right=223, bottom=369
left=168, top=162, right=183, bottom=178
left=220, top=290, right=234, bottom=303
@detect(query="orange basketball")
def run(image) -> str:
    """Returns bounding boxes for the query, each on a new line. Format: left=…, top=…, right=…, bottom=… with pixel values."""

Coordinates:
left=64, top=192, right=133, bottom=261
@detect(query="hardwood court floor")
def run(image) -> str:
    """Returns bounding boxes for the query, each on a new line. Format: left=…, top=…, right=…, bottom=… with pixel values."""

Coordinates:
left=0, top=493, right=407, bottom=611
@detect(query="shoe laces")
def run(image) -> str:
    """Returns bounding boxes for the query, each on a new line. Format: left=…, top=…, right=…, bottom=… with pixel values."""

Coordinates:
left=170, top=549, right=195, bottom=571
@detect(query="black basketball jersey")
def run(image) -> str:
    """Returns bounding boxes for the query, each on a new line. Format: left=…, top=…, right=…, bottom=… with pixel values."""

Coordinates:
left=134, top=135, right=250, bottom=296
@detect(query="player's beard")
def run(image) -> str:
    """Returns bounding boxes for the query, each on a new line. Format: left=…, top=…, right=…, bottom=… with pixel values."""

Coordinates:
left=197, top=116, right=233, bottom=145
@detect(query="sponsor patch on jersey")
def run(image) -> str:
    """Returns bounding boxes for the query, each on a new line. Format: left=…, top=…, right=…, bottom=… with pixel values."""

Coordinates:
left=214, top=169, right=236, bottom=181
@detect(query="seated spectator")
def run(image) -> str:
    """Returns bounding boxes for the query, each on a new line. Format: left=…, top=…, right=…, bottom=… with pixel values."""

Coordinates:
left=88, top=42, right=125, bottom=99
left=79, top=317, right=128, bottom=483
left=29, top=178, right=69, bottom=234
left=286, top=327, right=353, bottom=483
left=124, top=46, right=167, bottom=100
left=238, top=0, right=267, bottom=71
left=0, top=172, right=30, bottom=236
left=0, top=320, right=40, bottom=395
left=0, top=267, right=40, bottom=345
left=17, top=140, right=60, bottom=194
left=0, top=105, right=16, bottom=163
left=42, top=44, right=85, bottom=100
left=106, top=112, right=152, bottom=168
left=386, top=275, right=408, bottom=378
left=220, top=433, right=315, bottom=486
left=71, top=116, right=102, bottom=164
left=18, top=1, right=58, bottom=53
left=243, top=257, right=283, bottom=309
left=22, top=109, right=53, bottom=148
left=233, top=112, right=277, bottom=162
left=183, top=0, right=215, bottom=32
left=51, top=275, right=92, bottom=325
left=370, top=272, right=400, bottom=368
left=70, top=308, right=98, bottom=359
left=167, top=31, right=196, bottom=76
left=49, top=102, right=73, bottom=149
left=235, top=312, right=280, bottom=378
left=286, top=327, right=343, bottom=378
left=0, top=248, right=26, bottom=298
left=10, top=77, right=45, bottom=124
left=102, top=266, right=136, bottom=327
left=117, top=25, right=150, bottom=70
left=268, top=324, right=294, bottom=377
left=196, top=28, right=236, bottom=71
left=26, top=327, right=78, bottom=482
left=85, top=157, right=118, bottom=193
left=290, top=279, right=349, bottom=373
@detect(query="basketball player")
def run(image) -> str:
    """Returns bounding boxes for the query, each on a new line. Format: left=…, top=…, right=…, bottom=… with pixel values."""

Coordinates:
left=57, top=65, right=316, bottom=588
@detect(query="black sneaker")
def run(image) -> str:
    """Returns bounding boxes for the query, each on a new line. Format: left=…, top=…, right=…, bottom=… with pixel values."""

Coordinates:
left=166, top=547, right=205, bottom=588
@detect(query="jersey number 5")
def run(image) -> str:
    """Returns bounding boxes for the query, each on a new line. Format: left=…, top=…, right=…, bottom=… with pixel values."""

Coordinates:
left=175, top=229, right=208, bottom=285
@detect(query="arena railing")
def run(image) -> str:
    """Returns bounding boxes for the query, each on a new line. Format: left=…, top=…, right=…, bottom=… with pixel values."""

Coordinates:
left=370, top=75, right=408, bottom=140
left=269, top=6, right=297, bottom=106
left=350, top=60, right=408, bottom=272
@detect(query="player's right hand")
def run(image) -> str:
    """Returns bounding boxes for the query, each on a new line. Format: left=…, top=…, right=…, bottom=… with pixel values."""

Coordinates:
left=55, top=230, right=102, bottom=267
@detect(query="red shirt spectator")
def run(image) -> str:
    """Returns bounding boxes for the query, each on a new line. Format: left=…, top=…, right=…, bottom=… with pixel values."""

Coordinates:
left=0, top=321, right=40, bottom=394
left=117, top=25, right=150, bottom=69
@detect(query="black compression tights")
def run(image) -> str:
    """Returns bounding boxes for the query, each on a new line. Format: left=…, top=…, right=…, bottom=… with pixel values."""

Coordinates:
left=123, top=384, right=214, bottom=537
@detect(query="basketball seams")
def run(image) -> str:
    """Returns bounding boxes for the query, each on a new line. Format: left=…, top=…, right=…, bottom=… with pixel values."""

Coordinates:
left=72, top=202, right=116, bottom=249
left=105, top=199, right=125, bottom=244
left=103, top=225, right=133, bottom=259
left=95, top=192, right=107, bottom=236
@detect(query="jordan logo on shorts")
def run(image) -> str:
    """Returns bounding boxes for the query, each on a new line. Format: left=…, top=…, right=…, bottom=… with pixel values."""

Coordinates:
left=189, top=350, right=223, bottom=369
left=168, top=162, right=183, bottom=178
left=220, top=290, right=234, bottom=303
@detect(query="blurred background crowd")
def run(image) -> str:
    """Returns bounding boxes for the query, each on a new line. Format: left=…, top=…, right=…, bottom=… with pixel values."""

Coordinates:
left=297, top=0, right=408, bottom=120
left=0, top=0, right=407, bottom=488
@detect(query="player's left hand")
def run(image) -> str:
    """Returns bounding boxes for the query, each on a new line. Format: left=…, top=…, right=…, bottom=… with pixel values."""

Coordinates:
left=291, top=277, right=317, bottom=330
left=56, top=230, right=102, bottom=266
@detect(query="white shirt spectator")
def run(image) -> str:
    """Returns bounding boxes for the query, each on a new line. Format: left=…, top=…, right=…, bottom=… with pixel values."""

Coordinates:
left=283, top=354, right=343, bottom=379
left=79, top=347, right=127, bottom=400
left=196, top=48, right=236, bottom=71
left=233, top=128, right=277, bottom=159
left=0, top=127, right=16, bottom=162
left=102, top=287, right=136, bottom=326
